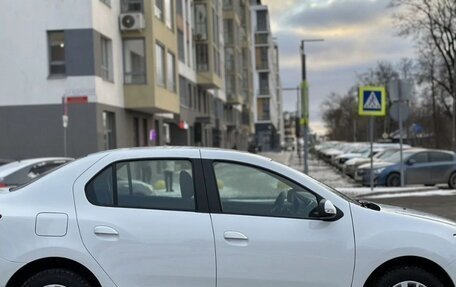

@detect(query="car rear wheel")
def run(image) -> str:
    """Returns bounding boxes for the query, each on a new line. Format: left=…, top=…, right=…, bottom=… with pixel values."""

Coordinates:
left=373, top=266, right=443, bottom=287
left=386, top=173, right=401, bottom=187
left=448, top=172, right=456, bottom=189
left=22, top=268, right=91, bottom=287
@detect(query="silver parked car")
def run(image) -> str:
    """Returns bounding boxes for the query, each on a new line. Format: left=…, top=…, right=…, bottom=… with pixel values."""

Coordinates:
left=357, top=149, right=456, bottom=187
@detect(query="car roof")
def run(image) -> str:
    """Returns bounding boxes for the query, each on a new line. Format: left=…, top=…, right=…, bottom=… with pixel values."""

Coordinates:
left=0, top=157, right=73, bottom=178
left=88, top=146, right=273, bottom=162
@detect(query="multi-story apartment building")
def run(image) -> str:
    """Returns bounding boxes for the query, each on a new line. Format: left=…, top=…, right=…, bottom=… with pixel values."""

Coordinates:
left=0, top=0, right=264, bottom=158
left=0, top=0, right=182, bottom=159
left=172, top=0, right=226, bottom=147
left=223, top=0, right=254, bottom=150
left=250, top=0, right=283, bottom=151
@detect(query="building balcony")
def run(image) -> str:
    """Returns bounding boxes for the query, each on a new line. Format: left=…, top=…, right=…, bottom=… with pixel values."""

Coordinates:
left=226, top=93, right=243, bottom=105
left=196, top=70, right=223, bottom=89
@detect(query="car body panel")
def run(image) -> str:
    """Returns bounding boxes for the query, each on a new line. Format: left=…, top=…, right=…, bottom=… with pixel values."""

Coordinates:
left=0, top=152, right=116, bottom=286
left=73, top=148, right=216, bottom=287
left=350, top=203, right=456, bottom=286
left=0, top=147, right=455, bottom=287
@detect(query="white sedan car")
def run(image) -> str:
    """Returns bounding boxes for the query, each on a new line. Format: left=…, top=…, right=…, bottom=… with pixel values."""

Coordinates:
left=0, top=147, right=455, bottom=287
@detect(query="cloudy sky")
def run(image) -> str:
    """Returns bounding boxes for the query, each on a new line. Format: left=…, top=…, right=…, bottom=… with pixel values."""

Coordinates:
left=261, top=0, right=415, bottom=134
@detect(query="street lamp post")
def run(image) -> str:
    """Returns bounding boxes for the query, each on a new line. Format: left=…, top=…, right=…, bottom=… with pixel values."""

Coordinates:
left=300, top=39, right=324, bottom=174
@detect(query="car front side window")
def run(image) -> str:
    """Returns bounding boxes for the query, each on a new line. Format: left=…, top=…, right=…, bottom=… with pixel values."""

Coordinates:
left=213, top=162, right=319, bottom=219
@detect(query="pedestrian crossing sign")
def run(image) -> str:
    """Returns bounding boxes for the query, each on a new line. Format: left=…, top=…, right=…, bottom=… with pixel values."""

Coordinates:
left=358, top=86, right=386, bottom=116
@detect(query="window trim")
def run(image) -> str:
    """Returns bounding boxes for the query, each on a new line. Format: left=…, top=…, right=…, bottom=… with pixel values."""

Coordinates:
left=84, top=158, right=209, bottom=213
left=122, top=37, right=147, bottom=85
left=100, top=35, right=114, bottom=82
left=47, top=30, right=66, bottom=77
left=202, top=159, right=344, bottom=221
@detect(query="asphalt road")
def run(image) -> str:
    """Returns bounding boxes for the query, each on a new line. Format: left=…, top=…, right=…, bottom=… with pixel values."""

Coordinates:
left=364, top=195, right=456, bottom=221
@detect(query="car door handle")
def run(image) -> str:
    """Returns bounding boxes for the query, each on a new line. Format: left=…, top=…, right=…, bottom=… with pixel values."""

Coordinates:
left=94, top=226, right=119, bottom=236
left=224, top=231, right=248, bottom=241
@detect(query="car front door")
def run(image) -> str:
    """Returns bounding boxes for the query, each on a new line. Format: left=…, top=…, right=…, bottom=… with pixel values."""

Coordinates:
left=428, top=151, right=455, bottom=183
left=203, top=159, right=355, bottom=287
left=405, top=152, right=430, bottom=185
left=73, top=153, right=215, bottom=287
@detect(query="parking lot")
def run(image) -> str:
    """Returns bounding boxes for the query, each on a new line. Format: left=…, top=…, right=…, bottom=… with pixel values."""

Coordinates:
left=263, top=150, right=456, bottom=221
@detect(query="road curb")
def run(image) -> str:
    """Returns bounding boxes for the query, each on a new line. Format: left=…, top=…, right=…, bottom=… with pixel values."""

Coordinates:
left=337, top=186, right=439, bottom=198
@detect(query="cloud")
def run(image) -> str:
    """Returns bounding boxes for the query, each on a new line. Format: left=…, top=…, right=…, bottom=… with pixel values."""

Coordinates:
left=261, top=0, right=416, bottom=135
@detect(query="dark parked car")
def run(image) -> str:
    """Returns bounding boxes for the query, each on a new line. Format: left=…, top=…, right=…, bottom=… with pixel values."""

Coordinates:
left=357, top=149, right=456, bottom=187
left=0, top=157, right=73, bottom=188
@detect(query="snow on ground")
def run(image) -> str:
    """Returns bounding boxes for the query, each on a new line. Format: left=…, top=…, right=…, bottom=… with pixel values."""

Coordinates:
left=363, top=189, right=456, bottom=199
left=262, top=151, right=455, bottom=198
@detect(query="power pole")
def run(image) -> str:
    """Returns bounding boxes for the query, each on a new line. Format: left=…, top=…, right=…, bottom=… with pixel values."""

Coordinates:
left=300, top=39, right=324, bottom=174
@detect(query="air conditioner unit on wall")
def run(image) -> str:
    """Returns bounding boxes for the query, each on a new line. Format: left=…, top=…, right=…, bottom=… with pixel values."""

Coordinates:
left=119, top=13, right=145, bottom=31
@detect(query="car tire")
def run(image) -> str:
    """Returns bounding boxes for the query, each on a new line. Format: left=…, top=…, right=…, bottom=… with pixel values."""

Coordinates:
left=22, top=268, right=92, bottom=287
left=448, top=172, right=456, bottom=189
left=386, top=173, right=401, bottom=187
left=373, top=266, right=444, bottom=287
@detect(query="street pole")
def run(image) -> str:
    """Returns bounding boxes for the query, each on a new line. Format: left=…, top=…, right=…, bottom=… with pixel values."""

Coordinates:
left=62, top=95, right=68, bottom=157
left=370, top=117, right=374, bottom=191
left=300, top=39, right=324, bottom=174
left=453, top=60, right=456, bottom=152
left=398, top=81, right=404, bottom=187
left=300, top=42, right=308, bottom=174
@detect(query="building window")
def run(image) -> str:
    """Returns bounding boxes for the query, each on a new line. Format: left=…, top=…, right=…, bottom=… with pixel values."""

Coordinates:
left=226, top=74, right=235, bottom=95
left=257, top=98, right=270, bottom=121
left=223, top=0, right=232, bottom=10
left=213, top=47, right=220, bottom=76
left=256, top=10, right=267, bottom=31
left=155, top=0, right=164, bottom=20
left=212, top=8, right=219, bottom=47
left=100, top=36, right=113, bottom=82
left=48, top=31, right=66, bottom=76
left=134, top=118, right=140, bottom=147
left=194, top=3, right=207, bottom=41
left=225, top=48, right=234, bottom=71
left=255, top=34, right=268, bottom=44
left=179, top=76, right=188, bottom=107
left=196, top=44, right=209, bottom=72
left=121, top=0, right=143, bottom=12
left=176, top=0, right=183, bottom=17
left=143, top=118, right=148, bottom=146
left=123, top=39, right=146, bottom=84
left=178, top=30, right=185, bottom=63
left=167, top=51, right=176, bottom=92
left=165, top=0, right=173, bottom=30
left=100, top=0, right=111, bottom=7
left=156, top=43, right=166, bottom=87
left=259, top=72, right=269, bottom=95
left=103, top=111, right=116, bottom=150
left=224, top=19, right=233, bottom=45
left=255, top=47, right=268, bottom=70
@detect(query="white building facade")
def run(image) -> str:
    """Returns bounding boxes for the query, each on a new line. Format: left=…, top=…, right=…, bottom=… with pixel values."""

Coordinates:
left=250, top=1, right=283, bottom=151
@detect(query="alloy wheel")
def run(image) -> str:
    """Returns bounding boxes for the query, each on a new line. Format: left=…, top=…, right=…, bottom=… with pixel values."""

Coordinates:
left=393, top=281, right=427, bottom=287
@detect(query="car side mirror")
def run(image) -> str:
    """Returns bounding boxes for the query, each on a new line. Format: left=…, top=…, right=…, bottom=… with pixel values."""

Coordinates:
left=406, top=159, right=416, bottom=166
left=314, top=199, right=338, bottom=221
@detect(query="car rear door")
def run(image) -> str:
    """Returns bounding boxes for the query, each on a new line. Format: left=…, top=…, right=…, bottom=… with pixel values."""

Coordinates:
left=201, top=152, right=355, bottom=287
left=405, top=152, right=430, bottom=185
left=73, top=150, right=215, bottom=287
left=428, top=151, right=455, bottom=183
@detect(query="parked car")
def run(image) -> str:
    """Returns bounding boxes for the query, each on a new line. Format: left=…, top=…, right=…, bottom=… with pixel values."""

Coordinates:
left=0, top=159, right=12, bottom=167
left=347, top=148, right=407, bottom=179
left=0, top=147, right=455, bottom=287
left=357, top=149, right=456, bottom=187
left=0, top=157, right=72, bottom=188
